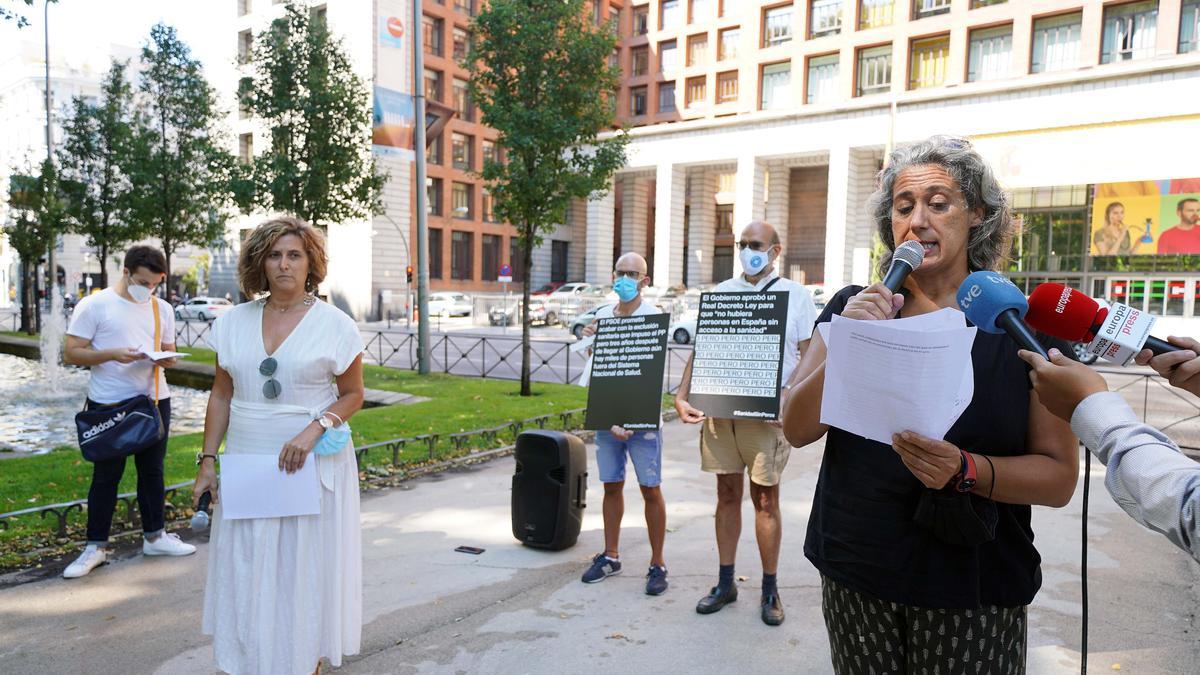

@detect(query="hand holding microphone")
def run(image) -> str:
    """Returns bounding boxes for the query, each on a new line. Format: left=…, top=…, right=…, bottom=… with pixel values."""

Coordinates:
left=1135, top=336, right=1200, bottom=396
left=844, top=241, right=924, bottom=321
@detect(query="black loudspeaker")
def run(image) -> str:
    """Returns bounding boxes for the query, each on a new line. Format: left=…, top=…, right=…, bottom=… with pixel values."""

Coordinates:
left=511, top=430, right=587, bottom=550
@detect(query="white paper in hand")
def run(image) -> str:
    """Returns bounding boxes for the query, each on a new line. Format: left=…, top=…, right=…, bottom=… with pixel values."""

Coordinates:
left=219, top=454, right=321, bottom=520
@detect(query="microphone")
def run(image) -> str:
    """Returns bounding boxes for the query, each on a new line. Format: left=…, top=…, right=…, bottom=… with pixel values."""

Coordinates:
left=882, top=240, right=925, bottom=292
left=191, top=491, right=212, bottom=532
left=956, top=271, right=1048, bottom=359
left=1025, top=283, right=1180, bottom=365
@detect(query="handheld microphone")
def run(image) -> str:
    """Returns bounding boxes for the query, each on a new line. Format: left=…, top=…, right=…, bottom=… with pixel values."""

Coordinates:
left=956, top=271, right=1048, bottom=359
left=1025, top=283, right=1180, bottom=365
left=882, top=240, right=926, bottom=292
left=190, top=491, right=212, bottom=532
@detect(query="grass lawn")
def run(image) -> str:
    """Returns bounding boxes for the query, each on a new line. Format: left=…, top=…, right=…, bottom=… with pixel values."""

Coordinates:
left=0, top=358, right=591, bottom=568
left=2, top=330, right=37, bottom=339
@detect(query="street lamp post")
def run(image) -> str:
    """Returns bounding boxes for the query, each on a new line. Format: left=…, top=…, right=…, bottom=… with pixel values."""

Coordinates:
left=412, top=0, right=431, bottom=374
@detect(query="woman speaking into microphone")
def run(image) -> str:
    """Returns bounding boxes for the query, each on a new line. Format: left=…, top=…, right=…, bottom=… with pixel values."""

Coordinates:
left=781, top=136, right=1078, bottom=674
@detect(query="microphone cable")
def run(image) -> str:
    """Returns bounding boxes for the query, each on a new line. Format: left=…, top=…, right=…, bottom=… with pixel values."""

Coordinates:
left=1081, top=448, right=1090, bottom=674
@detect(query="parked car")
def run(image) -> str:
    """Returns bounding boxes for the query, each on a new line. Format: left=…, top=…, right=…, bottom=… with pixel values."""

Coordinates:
left=545, top=282, right=594, bottom=305
left=668, top=311, right=698, bottom=344
left=426, top=292, right=472, bottom=318
left=530, top=282, right=565, bottom=296
left=175, top=297, right=233, bottom=321
left=568, top=304, right=614, bottom=339
left=489, top=297, right=558, bottom=326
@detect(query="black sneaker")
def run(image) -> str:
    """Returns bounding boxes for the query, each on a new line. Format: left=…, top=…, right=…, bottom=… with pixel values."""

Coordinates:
left=645, top=565, right=668, bottom=595
left=696, top=584, right=738, bottom=614
left=581, top=553, right=621, bottom=583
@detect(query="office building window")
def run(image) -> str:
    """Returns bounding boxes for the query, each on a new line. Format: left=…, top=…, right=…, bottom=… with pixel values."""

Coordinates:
left=691, top=0, right=714, bottom=22
left=634, top=5, right=649, bottom=34
left=720, top=0, right=736, bottom=16
left=452, top=182, right=473, bottom=219
left=427, top=135, right=443, bottom=165
left=763, top=5, right=794, bottom=47
left=685, top=75, right=707, bottom=108
left=239, top=0, right=252, bottom=17
left=859, top=0, right=893, bottom=29
left=632, top=46, right=649, bottom=76
left=454, top=0, right=475, bottom=17
left=909, top=34, right=950, bottom=90
left=482, top=189, right=496, bottom=222
left=1101, top=1, right=1158, bottom=64
left=424, top=68, right=443, bottom=102
left=805, top=53, right=838, bottom=104
left=856, top=44, right=891, bottom=96
left=453, top=78, right=473, bottom=121
left=427, top=178, right=443, bottom=216
left=658, top=82, right=677, bottom=111
left=423, top=15, right=444, bottom=56
left=631, top=85, right=649, bottom=115
left=551, top=241, right=569, bottom=283
left=451, top=231, right=474, bottom=280
left=1031, top=12, right=1082, bottom=73
left=452, top=26, right=470, bottom=61
left=971, top=0, right=1006, bottom=7
left=912, top=0, right=950, bottom=19
left=238, top=30, right=253, bottom=64
left=718, top=27, right=739, bottom=60
left=482, top=234, right=501, bottom=278
left=608, top=4, right=622, bottom=33
left=429, top=229, right=444, bottom=279
left=687, top=33, right=709, bottom=66
left=661, top=0, right=682, bottom=29
left=310, top=4, right=326, bottom=24
left=660, top=40, right=680, bottom=71
left=238, top=77, right=252, bottom=119
left=809, top=0, right=841, bottom=38
left=452, top=132, right=473, bottom=171
left=716, top=70, right=738, bottom=103
left=239, top=133, right=253, bottom=163
left=759, top=61, right=791, bottom=109
left=1182, top=0, right=1200, bottom=53
left=968, top=24, right=1012, bottom=82
left=482, top=139, right=497, bottom=167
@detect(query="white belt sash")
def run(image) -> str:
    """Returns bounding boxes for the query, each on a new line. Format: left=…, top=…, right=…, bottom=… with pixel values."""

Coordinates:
left=227, top=399, right=352, bottom=492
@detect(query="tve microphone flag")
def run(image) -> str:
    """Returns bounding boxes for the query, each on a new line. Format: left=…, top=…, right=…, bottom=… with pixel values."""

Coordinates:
left=956, top=271, right=1048, bottom=359
left=1025, top=283, right=1178, bottom=365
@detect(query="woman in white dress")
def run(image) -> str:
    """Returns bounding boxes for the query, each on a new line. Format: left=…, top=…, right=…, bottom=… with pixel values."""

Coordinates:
left=192, top=216, right=365, bottom=675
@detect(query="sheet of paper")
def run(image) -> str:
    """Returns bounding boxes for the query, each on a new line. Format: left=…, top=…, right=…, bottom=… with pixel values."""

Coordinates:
left=820, top=313, right=976, bottom=445
left=219, top=454, right=321, bottom=520
left=569, top=335, right=594, bottom=353
left=137, top=345, right=189, bottom=361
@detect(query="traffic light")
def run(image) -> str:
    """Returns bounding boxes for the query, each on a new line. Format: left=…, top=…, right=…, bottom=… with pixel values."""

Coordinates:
left=406, top=265, right=413, bottom=284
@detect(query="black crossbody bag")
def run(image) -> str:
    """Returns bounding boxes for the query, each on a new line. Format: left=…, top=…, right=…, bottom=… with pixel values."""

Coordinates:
left=74, top=298, right=166, bottom=462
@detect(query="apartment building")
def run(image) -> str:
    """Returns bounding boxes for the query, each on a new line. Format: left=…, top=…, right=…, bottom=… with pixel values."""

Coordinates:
left=559, top=0, right=1200, bottom=326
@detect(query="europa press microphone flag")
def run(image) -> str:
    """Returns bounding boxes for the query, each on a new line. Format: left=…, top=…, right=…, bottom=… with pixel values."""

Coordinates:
left=1025, top=283, right=1180, bottom=365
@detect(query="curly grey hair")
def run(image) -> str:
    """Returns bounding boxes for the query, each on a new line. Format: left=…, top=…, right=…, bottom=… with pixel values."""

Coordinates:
left=869, top=135, right=1013, bottom=278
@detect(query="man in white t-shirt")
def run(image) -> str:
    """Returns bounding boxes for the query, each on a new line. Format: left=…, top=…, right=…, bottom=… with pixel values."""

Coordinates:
left=674, top=221, right=817, bottom=626
left=61, top=245, right=195, bottom=578
left=578, top=252, right=670, bottom=596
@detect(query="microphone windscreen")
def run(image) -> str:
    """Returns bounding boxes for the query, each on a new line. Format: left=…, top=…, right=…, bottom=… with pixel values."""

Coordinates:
left=956, top=271, right=1028, bottom=335
left=892, top=240, right=925, bottom=273
left=1025, top=284, right=1100, bottom=342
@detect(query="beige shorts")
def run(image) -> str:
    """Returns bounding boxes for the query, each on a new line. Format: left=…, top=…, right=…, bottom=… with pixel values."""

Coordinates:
left=700, top=418, right=791, bottom=486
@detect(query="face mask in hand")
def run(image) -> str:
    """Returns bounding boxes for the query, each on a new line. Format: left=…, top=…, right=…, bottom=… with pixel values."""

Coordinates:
left=613, top=276, right=640, bottom=303
left=127, top=283, right=153, bottom=304
left=740, top=247, right=772, bottom=277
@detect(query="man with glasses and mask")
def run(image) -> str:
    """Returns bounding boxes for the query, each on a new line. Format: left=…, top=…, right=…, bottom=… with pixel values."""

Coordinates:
left=578, top=252, right=671, bottom=596
left=674, top=221, right=816, bottom=626
left=62, top=245, right=194, bottom=578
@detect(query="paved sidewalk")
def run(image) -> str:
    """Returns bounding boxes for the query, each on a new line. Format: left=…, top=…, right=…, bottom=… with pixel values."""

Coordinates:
left=1, top=419, right=1198, bottom=674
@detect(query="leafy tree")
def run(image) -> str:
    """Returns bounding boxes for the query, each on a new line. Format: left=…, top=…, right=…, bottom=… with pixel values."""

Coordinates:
left=125, top=23, right=237, bottom=286
left=238, top=3, right=384, bottom=226
left=467, top=0, right=628, bottom=396
left=58, top=60, right=138, bottom=289
left=4, top=160, right=67, bottom=333
left=0, top=0, right=55, bottom=29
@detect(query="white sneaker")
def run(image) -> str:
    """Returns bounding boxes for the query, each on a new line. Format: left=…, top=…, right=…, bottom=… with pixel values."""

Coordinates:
left=142, top=532, right=196, bottom=557
left=63, top=545, right=107, bottom=578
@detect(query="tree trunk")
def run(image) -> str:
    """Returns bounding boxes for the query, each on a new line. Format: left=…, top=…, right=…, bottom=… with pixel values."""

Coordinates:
left=162, top=235, right=173, bottom=299
left=98, top=243, right=109, bottom=289
left=519, top=221, right=534, bottom=397
left=19, top=260, right=35, bottom=334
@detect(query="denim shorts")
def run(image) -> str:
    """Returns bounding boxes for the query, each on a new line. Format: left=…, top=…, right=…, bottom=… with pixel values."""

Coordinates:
left=594, top=429, right=663, bottom=487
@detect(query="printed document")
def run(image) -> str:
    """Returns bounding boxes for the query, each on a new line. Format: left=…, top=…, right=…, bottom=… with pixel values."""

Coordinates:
left=819, top=309, right=976, bottom=445
left=219, top=454, right=321, bottom=520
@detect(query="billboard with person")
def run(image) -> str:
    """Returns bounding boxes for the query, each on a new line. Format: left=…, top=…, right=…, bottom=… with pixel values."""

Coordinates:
left=1091, top=178, right=1200, bottom=256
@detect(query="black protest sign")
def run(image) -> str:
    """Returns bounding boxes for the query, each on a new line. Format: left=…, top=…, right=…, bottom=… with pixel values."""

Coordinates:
left=584, top=314, right=670, bottom=430
left=688, top=291, right=787, bottom=420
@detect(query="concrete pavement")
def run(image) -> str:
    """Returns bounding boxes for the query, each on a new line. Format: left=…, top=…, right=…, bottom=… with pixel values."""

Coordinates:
left=1, top=419, right=1198, bottom=674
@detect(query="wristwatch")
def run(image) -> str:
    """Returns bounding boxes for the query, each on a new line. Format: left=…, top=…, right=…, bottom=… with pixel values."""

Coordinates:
left=317, top=414, right=334, bottom=430
left=195, top=452, right=218, bottom=466
left=952, top=451, right=978, bottom=493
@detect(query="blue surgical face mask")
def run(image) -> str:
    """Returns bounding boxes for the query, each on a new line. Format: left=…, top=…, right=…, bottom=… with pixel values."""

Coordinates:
left=740, top=247, right=772, bottom=277
left=613, top=276, right=639, bottom=302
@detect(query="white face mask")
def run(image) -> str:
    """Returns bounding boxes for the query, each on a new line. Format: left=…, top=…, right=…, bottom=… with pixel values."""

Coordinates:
left=740, top=247, right=772, bottom=277
left=127, top=282, right=153, bottom=303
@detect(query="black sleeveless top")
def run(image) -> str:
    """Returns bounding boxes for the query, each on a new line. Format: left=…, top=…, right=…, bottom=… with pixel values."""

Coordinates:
left=803, top=285, right=1072, bottom=609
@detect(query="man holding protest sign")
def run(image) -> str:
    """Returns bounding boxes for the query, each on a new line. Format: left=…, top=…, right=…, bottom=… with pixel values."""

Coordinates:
left=579, top=252, right=671, bottom=596
left=674, top=221, right=817, bottom=626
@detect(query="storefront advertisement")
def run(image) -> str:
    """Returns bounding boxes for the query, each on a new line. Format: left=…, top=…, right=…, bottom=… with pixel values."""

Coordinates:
left=1090, top=178, right=1200, bottom=256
